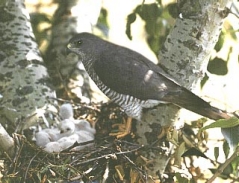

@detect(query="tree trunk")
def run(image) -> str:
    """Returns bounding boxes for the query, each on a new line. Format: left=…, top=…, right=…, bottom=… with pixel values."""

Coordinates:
left=136, top=0, right=232, bottom=180
left=0, top=0, right=55, bottom=153
left=45, top=0, right=103, bottom=102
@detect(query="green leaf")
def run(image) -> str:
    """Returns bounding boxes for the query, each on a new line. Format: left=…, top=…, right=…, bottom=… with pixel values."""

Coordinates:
left=223, top=140, right=230, bottom=158
left=182, top=147, right=208, bottom=159
left=207, top=57, right=228, bottom=75
left=200, top=117, right=239, bottom=132
left=227, top=23, right=238, bottom=41
left=214, top=32, right=225, bottom=52
left=167, top=3, right=179, bottom=18
left=200, top=73, right=209, bottom=88
left=126, top=3, right=166, bottom=54
left=214, top=146, right=219, bottom=161
left=231, top=155, right=239, bottom=175
left=135, top=3, right=162, bottom=35
left=126, top=13, right=136, bottom=40
left=97, top=8, right=109, bottom=32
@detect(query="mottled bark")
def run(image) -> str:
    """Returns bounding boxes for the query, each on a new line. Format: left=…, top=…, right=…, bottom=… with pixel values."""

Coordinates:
left=136, top=0, right=232, bottom=179
left=0, top=0, right=55, bottom=138
left=45, top=0, right=102, bottom=102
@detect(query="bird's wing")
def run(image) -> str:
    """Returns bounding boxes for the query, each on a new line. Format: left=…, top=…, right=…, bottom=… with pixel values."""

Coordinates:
left=93, top=47, right=183, bottom=101
left=92, top=44, right=230, bottom=120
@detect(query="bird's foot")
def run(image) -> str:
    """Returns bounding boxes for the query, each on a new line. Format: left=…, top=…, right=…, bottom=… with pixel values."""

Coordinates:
left=109, top=130, right=130, bottom=139
left=109, top=117, right=132, bottom=138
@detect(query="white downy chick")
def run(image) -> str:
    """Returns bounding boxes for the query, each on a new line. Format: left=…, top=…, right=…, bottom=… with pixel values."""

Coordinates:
left=35, top=128, right=60, bottom=147
left=71, top=120, right=96, bottom=151
left=56, top=119, right=96, bottom=151
left=36, top=104, right=78, bottom=152
left=75, top=120, right=96, bottom=139
left=75, top=120, right=96, bottom=133
left=40, top=121, right=77, bottom=152
left=43, top=128, right=61, bottom=141
left=36, top=120, right=76, bottom=149
left=54, top=119, right=78, bottom=151
left=59, top=103, right=74, bottom=120
left=44, top=142, right=62, bottom=153
left=35, top=131, right=51, bottom=147
left=58, top=119, right=76, bottom=135
left=76, top=130, right=95, bottom=144
left=38, top=103, right=96, bottom=152
left=57, top=134, right=79, bottom=150
left=71, top=131, right=95, bottom=151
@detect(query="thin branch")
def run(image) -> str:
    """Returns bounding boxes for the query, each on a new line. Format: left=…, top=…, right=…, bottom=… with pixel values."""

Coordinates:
left=206, top=146, right=239, bottom=183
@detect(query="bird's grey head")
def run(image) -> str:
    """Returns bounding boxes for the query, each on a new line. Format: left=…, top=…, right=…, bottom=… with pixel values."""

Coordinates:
left=59, top=119, right=75, bottom=134
left=59, top=103, right=74, bottom=120
left=77, top=120, right=91, bottom=130
left=66, top=32, right=105, bottom=58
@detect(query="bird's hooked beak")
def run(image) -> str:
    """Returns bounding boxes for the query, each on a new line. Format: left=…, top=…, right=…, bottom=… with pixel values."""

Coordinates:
left=66, top=43, right=73, bottom=55
left=60, top=130, right=64, bottom=134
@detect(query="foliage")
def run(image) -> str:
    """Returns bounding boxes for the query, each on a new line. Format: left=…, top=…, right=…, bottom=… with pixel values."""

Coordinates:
left=2, top=0, right=239, bottom=182
left=126, top=2, right=173, bottom=55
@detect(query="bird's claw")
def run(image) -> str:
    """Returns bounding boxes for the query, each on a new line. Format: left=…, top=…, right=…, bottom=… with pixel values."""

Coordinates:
left=109, top=117, right=132, bottom=138
left=109, top=130, right=131, bottom=139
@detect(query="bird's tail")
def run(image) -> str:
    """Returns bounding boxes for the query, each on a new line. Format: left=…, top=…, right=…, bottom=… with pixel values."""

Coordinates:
left=163, top=88, right=231, bottom=120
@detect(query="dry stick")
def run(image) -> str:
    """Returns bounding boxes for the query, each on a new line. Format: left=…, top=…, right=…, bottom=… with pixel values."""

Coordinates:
left=23, top=151, right=40, bottom=182
left=206, top=146, right=239, bottom=183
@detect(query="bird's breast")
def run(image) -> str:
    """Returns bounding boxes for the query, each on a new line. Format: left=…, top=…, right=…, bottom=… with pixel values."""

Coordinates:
left=83, top=62, right=163, bottom=119
left=91, top=70, right=162, bottom=119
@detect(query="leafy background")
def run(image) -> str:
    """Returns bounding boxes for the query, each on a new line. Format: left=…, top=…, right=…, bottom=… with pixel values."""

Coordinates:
left=8, top=0, right=238, bottom=182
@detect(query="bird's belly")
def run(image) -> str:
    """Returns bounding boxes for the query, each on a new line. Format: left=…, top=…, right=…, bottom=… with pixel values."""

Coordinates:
left=88, top=71, right=163, bottom=119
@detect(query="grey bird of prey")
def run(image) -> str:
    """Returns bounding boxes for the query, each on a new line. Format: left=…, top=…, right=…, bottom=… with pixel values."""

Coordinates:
left=66, top=32, right=231, bottom=138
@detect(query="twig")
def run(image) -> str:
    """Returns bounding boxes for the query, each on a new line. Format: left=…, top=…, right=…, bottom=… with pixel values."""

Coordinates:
left=74, top=144, right=144, bottom=166
left=23, top=151, right=40, bottom=182
left=206, top=146, right=239, bottom=183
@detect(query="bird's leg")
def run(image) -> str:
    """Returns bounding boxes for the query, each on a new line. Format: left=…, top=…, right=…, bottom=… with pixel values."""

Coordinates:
left=109, top=117, right=132, bottom=138
left=86, top=114, right=97, bottom=129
